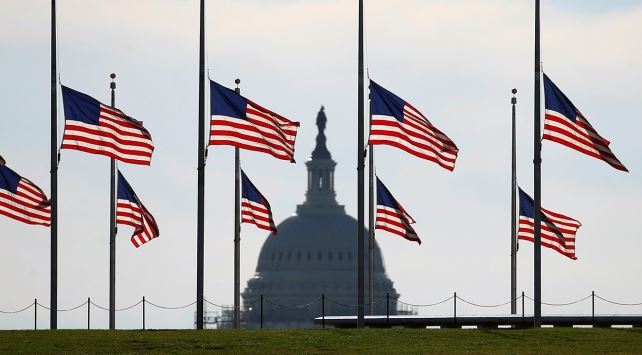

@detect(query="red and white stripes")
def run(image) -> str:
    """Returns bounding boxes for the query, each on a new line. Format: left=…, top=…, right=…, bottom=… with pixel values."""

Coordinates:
left=518, top=207, right=581, bottom=260
left=369, top=103, right=458, bottom=171
left=116, top=198, right=159, bottom=248
left=62, top=104, right=154, bottom=165
left=375, top=205, right=421, bottom=245
left=210, top=100, right=299, bottom=162
left=0, top=179, right=51, bottom=227
left=543, top=110, right=627, bottom=172
left=241, top=198, right=277, bottom=234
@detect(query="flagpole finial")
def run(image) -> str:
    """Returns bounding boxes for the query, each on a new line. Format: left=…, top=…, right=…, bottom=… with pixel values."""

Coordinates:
left=110, top=73, right=116, bottom=90
left=511, top=88, right=517, bottom=104
left=235, top=78, right=241, bottom=94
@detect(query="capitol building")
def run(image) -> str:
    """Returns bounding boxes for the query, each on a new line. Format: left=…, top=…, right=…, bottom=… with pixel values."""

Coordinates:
left=240, top=107, right=406, bottom=328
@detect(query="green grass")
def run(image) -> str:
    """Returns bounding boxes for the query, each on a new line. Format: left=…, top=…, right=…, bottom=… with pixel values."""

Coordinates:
left=1, top=328, right=642, bottom=354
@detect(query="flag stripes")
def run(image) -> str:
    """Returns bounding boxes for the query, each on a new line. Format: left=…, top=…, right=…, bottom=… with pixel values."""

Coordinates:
left=241, top=199, right=277, bottom=234
left=209, top=80, right=299, bottom=162
left=518, top=188, right=581, bottom=260
left=375, top=177, right=421, bottom=244
left=241, top=170, right=277, bottom=234
left=0, top=165, right=51, bottom=227
left=116, top=199, right=158, bottom=247
left=542, top=74, right=627, bottom=172
left=116, top=171, right=159, bottom=248
left=369, top=80, right=458, bottom=171
left=61, top=86, right=154, bottom=166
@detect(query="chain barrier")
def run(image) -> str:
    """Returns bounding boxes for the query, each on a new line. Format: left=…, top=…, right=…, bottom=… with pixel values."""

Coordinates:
left=35, top=301, right=88, bottom=312
left=324, top=296, right=386, bottom=309
left=263, top=297, right=321, bottom=309
left=203, top=298, right=260, bottom=310
left=5, top=293, right=642, bottom=319
left=457, top=295, right=521, bottom=308
left=0, top=302, right=34, bottom=314
left=524, top=294, right=592, bottom=306
left=88, top=300, right=142, bottom=312
left=393, top=296, right=453, bottom=308
left=146, top=300, right=196, bottom=310
left=595, top=294, right=642, bottom=306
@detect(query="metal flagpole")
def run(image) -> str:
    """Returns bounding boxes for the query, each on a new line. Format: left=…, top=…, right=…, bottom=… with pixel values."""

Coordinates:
left=109, top=73, right=117, bottom=330
left=511, top=88, right=517, bottom=315
left=357, top=0, right=365, bottom=328
left=234, top=79, right=241, bottom=329
left=50, top=0, right=58, bottom=330
left=196, top=0, right=206, bottom=330
left=533, top=0, right=542, bottom=328
left=368, top=132, right=374, bottom=315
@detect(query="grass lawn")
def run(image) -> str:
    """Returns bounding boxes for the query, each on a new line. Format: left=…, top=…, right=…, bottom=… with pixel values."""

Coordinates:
left=1, top=328, right=642, bottom=354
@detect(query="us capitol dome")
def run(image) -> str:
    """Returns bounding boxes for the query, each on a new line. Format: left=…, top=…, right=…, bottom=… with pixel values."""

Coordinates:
left=241, top=107, right=404, bottom=328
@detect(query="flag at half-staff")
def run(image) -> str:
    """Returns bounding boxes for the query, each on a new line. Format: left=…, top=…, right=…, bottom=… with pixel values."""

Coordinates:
left=518, top=188, right=581, bottom=260
left=241, top=170, right=277, bottom=234
left=0, top=158, right=51, bottom=227
left=368, top=80, right=459, bottom=171
left=116, top=171, right=159, bottom=247
left=60, top=86, right=154, bottom=165
left=209, top=80, right=300, bottom=162
left=375, top=177, right=421, bottom=244
left=542, top=74, right=628, bottom=172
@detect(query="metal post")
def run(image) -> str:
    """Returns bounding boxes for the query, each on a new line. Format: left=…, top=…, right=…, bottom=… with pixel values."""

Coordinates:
left=533, top=0, right=543, bottom=329
left=196, top=0, right=206, bottom=330
left=386, top=292, right=389, bottom=326
left=522, top=291, right=525, bottom=320
left=368, top=145, right=375, bottom=316
left=34, top=298, right=37, bottom=330
left=50, top=0, right=58, bottom=330
left=87, top=298, right=90, bottom=330
left=109, top=73, right=117, bottom=330
left=260, top=294, right=263, bottom=329
left=356, top=0, right=365, bottom=329
left=453, top=292, right=457, bottom=325
left=234, top=80, right=241, bottom=330
left=592, top=291, right=595, bottom=327
left=511, top=88, right=518, bottom=315
left=142, top=296, right=146, bottom=330
left=322, top=293, right=325, bottom=329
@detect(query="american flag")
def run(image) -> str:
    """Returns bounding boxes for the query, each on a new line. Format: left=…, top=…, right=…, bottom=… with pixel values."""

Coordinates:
left=518, top=188, right=581, bottom=260
left=61, top=85, right=154, bottom=166
left=241, top=170, right=277, bottom=234
left=375, top=177, right=421, bottom=244
left=543, top=74, right=627, bottom=172
left=116, top=171, right=159, bottom=247
left=209, top=80, right=300, bottom=162
left=369, top=80, right=459, bottom=171
left=0, top=161, right=51, bottom=227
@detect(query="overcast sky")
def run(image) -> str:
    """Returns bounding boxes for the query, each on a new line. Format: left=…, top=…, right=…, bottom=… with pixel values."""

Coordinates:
left=1, top=0, right=641, bottom=329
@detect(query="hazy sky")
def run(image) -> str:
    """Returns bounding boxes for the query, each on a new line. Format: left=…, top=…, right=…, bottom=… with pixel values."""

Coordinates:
left=1, top=0, right=641, bottom=329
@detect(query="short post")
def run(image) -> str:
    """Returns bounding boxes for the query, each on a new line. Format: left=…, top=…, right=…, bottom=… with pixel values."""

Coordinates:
left=142, top=296, right=146, bottom=330
left=321, top=293, right=325, bottom=329
left=521, top=291, right=525, bottom=320
left=591, top=291, right=595, bottom=327
left=453, top=292, right=457, bottom=325
left=87, top=297, right=91, bottom=330
left=260, top=294, right=264, bottom=329
left=386, top=292, right=390, bottom=327
left=34, top=298, right=37, bottom=330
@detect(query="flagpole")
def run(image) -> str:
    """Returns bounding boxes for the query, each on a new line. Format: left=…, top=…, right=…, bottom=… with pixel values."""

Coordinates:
left=234, top=79, right=241, bottom=329
left=368, top=134, right=374, bottom=315
left=511, top=88, right=517, bottom=315
left=533, top=0, right=542, bottom=328
left=109, top=73, right=117, bottom=330
left=196, top=0, right=206, bottom=330
left=50, top=0, right=58, bottom=330
left=357, top=0, right=365, bottom=328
